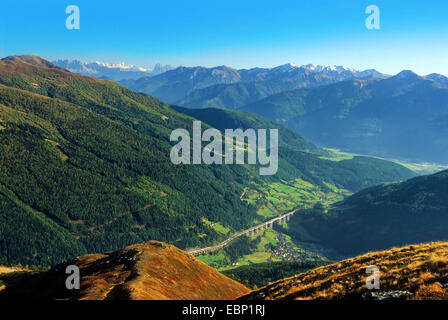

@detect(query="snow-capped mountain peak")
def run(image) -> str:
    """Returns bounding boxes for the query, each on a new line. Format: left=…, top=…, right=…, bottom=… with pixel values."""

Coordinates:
left=302, top=63, right=321, bottom=71
left=300, top=64, right=355, bottom=73
left=272, top=62, right=301, bottom=71
left=267, top=63, right=385, bottom=80
left=52, top=59, right=174, bottom=81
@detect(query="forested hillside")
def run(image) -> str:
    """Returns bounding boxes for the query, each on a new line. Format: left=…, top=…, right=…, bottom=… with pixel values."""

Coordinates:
left=172, top=106, right=326, bottom=155
left=0, top=56, right=415, bottom=266
left=283, top=170, right=448, bottom=257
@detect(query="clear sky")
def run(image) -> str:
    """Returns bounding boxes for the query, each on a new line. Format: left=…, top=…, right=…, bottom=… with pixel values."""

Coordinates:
left=0, top=0, right=447, bottom=75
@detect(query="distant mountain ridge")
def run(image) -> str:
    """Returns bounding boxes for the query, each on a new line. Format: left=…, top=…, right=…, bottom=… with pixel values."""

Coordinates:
left=241, top=70, right=448, bottom=163
left=53, top=59, right=174, bottom=81
left=120, top=63, right=387, bottom=105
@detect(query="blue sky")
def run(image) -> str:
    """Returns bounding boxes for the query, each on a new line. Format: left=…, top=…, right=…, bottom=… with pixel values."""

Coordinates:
left=0, top=0, right=447, bottom=75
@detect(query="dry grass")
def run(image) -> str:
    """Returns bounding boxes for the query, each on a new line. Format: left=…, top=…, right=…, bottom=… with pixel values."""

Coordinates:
left=0, top=266, right=28, bottom=275
left=241, top=242, right=448, bottom=300
left=0, top=241, right=250, bottom=300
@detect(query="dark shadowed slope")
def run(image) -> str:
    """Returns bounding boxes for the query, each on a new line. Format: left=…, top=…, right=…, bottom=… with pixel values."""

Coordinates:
left=283, top=170, right=448, bottom=257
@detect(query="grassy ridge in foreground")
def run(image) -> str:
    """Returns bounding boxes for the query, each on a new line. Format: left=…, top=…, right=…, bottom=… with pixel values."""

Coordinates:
left=241, top=242, right=448, bottom=300
left=0, top=241, right=250, bottom=300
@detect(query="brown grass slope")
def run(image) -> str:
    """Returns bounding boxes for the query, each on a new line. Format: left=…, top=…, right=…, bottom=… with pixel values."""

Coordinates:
left=0, top=241, right=249, bottom=300
left=0, top=55, right=95, bottom=80
left=240, top=242, right=448, bottom=300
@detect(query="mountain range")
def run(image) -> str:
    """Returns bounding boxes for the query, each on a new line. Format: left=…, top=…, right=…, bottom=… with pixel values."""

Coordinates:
left=117, top=61, right=448, bottom=164
left=120, top=63, right=386, bottom=105
left=241, top=71, right=448, bottom=163
left=53, top=59, right=174, bottom=81
left=0, top=55, right=413, bottom=266
left=1, top=55, right=448, bottom=300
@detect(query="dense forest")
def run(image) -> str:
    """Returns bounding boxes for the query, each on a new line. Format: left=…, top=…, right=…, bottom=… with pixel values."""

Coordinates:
left=282, top=170, right=448, bottom=257
left=0, top=56, right=416, bottom=266
left=222, top=260, right=328, bottom=288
